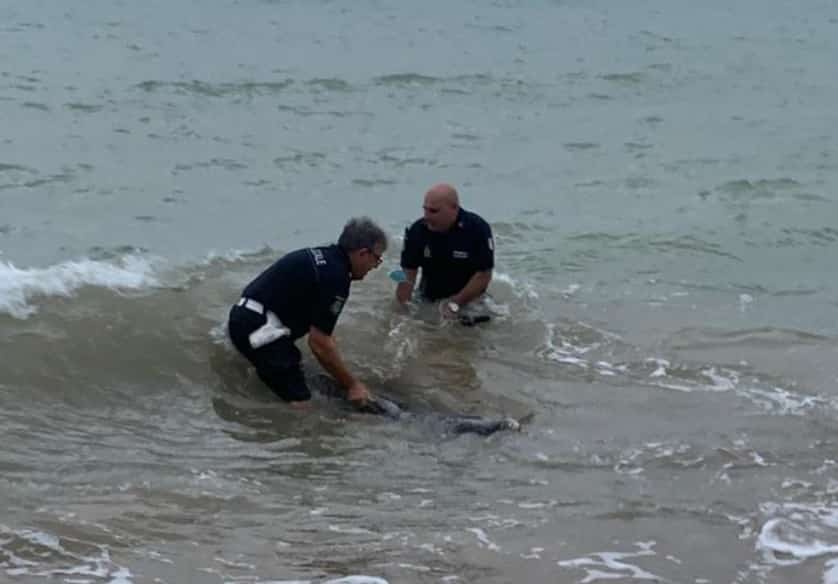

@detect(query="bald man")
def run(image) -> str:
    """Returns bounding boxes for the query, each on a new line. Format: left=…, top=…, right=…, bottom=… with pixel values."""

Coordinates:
left=396, top=184, right=494, bottom=318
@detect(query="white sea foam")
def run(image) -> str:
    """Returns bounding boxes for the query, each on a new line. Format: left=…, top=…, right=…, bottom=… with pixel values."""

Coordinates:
left=203, top=247, right=264, bottom=263
left=0, top=257, right=158, bottom=318
left=466, top=527, right=500, bottom=551
left=385, top=316, right=418, bottom=371
left=210, top=321, right=233, bottom=346
left=757, top=502, right=838, bottom=570
left=646, top=358, right=670, bottom=378
left=0, top=525, right=133, bottom=582
left=558, top=541, right=660, bottom=582
left=701, top=367, right=740, bottom=391
left=744, top=386, right=824, bottom=416
left=538, top=322, right=588, bottom=368
left=650, top=366, right=740, bottom=394
left=253, top=579, right=388, bottom=584
left=322, top=577, right=389, bottom=584
left=543, top=322, right=832, bottom=422
left=327, top=525, right=375, bottom=535
left=645, top=360, right=833, bottom=418
left=739, top=293, right=754, bottom=312
left=539, top=322, right=628, bottom=377
left=493, top=271, right=539, bottom=300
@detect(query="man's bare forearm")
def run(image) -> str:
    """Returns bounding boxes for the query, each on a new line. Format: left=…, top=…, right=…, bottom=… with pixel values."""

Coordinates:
left=396, top=268, right=418, bottom=304
left=308, top=330, right=357, bottom=389
left=451, top=270, right=492, bottom=306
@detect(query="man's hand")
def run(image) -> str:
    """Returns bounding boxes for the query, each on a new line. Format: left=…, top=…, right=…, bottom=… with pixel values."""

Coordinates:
left=346, top=381, right=370, bottom=403
left=395, top=282, right=413, bottom=305
left=394, top=268, right=418, bottom=304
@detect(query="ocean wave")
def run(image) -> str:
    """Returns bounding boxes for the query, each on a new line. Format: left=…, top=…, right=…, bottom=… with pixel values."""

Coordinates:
left=0, top=256, right=159, bottom=319
left=0, top=248, right=550, bottom=400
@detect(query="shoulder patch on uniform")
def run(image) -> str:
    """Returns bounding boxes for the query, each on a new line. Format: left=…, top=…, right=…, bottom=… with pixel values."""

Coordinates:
left=311, top=248, right=327, bottom=266
left=423, top=245, right=431, bottom=258
left=330, top=296, right=346, bottom=316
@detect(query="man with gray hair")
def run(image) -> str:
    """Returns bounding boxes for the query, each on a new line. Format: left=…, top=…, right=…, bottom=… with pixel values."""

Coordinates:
left=228, top=217, right=387, bottom=406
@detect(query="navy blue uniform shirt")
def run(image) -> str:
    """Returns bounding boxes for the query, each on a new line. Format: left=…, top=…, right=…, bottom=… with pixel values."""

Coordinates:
left=400, top=208, right=494, bottom=301
left=242, top=245, right=350, bottom=340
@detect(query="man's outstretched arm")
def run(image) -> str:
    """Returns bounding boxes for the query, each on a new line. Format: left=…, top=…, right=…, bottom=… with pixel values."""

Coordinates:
left=450, top=269, right=492, bottom=307
left=307, top=326, right=369, bottom=402
left=395, top=268, right=419, bottom=304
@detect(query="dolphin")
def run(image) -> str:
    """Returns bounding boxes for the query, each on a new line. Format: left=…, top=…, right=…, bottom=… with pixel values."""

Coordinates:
left=357, top=395, right=525, bottom=436
left=310, top=374, right=528, bottom=437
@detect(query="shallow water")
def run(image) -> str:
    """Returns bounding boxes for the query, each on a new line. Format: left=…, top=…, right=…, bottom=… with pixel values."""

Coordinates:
left=2, top=1, right=838, bottom=582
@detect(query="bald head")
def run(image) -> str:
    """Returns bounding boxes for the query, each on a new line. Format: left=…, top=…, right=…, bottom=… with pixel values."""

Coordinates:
left=423, top=183, right=460, bottom=231
left=426, top=183, right=459, bottom=206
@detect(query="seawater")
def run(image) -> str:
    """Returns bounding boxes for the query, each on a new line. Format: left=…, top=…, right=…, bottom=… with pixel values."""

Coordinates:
left=2, top=1, right=838, bottom=582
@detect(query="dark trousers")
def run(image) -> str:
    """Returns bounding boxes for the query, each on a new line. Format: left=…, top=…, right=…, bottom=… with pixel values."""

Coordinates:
left=227, top=305, right=311, bottom=401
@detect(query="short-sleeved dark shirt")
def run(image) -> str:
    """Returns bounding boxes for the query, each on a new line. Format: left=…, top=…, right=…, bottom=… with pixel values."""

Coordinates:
left=400, top=208, right=494, bottom=301
left=241, top=245, right=350, bottom=340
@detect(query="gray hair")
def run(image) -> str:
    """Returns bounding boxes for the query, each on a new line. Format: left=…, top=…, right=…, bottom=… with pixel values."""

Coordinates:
left=338, top=217, right=388, bottom=252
